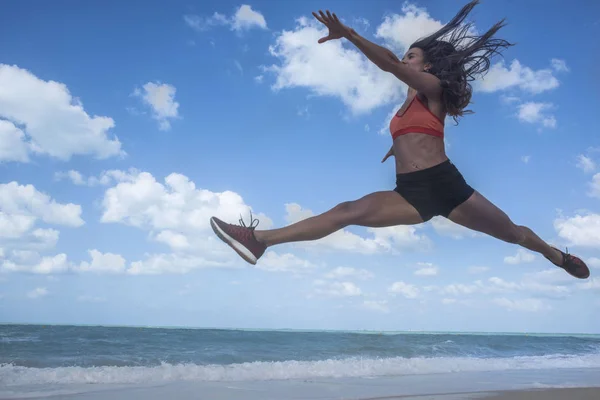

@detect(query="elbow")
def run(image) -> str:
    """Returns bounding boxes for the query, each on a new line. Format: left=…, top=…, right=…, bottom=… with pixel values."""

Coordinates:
left=383, top=57, right=404, bottom=72
left=380, top=60, right=397, bottom=73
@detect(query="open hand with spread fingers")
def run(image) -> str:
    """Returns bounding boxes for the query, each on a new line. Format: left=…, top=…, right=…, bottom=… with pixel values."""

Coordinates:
left=311, top=10, right=353, bottom=43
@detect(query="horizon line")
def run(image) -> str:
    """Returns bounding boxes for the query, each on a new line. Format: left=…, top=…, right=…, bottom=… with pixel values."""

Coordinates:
left=1, top=322, right=598, bottom=336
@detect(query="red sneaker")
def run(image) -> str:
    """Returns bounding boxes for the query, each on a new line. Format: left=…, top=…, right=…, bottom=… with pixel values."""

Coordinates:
left=210, top=213, right=266, bottom=265
left=545, top=247, right=590, bottom=279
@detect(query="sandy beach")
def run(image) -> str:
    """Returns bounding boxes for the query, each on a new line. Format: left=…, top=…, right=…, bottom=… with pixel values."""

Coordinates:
left=481, top=387, right=600, bottom=400
left=4, top=368, right=598, bottom=400
left=10, top=386, right=600, bottom=400
left=372, top=387, right=600, bottom=399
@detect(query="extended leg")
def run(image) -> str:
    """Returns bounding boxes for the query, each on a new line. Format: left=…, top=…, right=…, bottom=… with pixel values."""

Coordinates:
left=447, top=191, right=590, bottom=279
left=254, top=191, right=424, bottom=247
left=210, top=191, right=424, bottom=264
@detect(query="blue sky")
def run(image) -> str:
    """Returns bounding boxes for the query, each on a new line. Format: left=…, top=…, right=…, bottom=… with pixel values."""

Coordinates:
left=1, top=0, right=599, bottom=334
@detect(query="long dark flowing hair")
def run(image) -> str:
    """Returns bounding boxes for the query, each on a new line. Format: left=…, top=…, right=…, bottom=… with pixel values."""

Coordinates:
left=410, top=0, right=515, bottom=123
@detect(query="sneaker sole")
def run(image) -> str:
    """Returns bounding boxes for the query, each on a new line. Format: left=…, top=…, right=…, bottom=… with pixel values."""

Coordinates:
left=548, top=247, right=590, bottom=279
left=210, top=217, right=258, bottom=265
left=563, top=266, right=590, bottom=279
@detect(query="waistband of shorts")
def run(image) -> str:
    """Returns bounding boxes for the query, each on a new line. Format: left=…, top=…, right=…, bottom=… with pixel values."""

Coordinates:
left=395, top=159, right=458, bottom=182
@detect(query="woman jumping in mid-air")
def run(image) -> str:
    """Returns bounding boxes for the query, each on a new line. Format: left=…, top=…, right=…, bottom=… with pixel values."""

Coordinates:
left=210, top=0, right=590, bottom=280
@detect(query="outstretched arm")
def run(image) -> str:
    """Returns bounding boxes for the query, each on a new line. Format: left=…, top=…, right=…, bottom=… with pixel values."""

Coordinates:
left=312, top=10, right=441, bottom=97
left=344, top=28, right=400, bottom=72
left=345, top=29, right=441, bottom=96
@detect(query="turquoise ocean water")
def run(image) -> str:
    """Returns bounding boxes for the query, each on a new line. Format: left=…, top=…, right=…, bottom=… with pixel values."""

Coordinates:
left=2, top=324, right=600, bottom=397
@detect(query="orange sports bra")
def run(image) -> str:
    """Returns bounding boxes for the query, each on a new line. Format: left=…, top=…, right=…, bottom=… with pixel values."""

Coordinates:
left=389, top=95, right=444, bottom=140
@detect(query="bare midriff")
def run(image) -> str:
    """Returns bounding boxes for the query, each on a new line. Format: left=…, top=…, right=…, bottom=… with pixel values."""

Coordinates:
left=392, top=132, right=448, bottom=174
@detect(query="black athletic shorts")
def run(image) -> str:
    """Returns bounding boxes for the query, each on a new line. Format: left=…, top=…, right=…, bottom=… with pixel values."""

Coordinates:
left=393, top=159, right=474, bottom=222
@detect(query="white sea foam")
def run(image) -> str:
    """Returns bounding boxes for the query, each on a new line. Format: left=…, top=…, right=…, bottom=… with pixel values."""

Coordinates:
left=2, top=353, right=600, bottom=386
left=0, top=336, right=39, bottom=343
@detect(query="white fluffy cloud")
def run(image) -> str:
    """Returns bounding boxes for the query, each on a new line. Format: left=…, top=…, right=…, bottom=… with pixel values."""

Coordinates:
left=504, top=249, right=536, bottom=265
left=473, top=57, right=566, bottom=129
left=489, top=277, right=569, bottom=298
left=588, top=174, right=600, bottom=199
left=389, top=281, right=420, bottom=299
left=284, top=203, right=315, bottom=225
left=0, top=120, right=30, bottom=162
left=436, top=282, right=480, bottom=296
left=374, top=3, right=443, bottom=53
left=0, top=213, right=35, bottom=239
left=554, top=213, right=600, bottom=248
left=4, top=171, right=301, bottom=276
left=184, top=4, right=267, bottom=33
left=0, top=228, right=59, bottom=253
left=133, top=82, right=180, bottom=131
left=55, top=169, right=135, bottom=187
left=375, top=4, right=567, bottom=133
left=256, top=251, right=318, bottom=274
left=362, top=300, right=390, bottom=313
left=28, top=229, right=60, bottom=250
left=0, top=247, right=238, bottom=276
left=260, top=2, right=566, bottom=128
left=1, top=250, right=127, bottom=275
left=55, top=170, right=85, bottom=185
left=579, top=278, right=600, bottom=291
left=432, top=276, right=570, bottom=299
left=313, top=280, right=362, bottom=297
left=476, top=60, right=561, bottom=94
left=76, top=250, right=127, bottom=274
left=3, top=254, right=69, bottom=274
left=588, top=258, right=600, bottom=269
left=551, top=58, right=569, bottom=72
left=99, top=169, right=277, bottom=273
left=0, top=64, right=124, bottom=162
left=517, top=102, right=557, bottom=129
left=374, top=3, right=563, bottom=98
left=127, top=253, right=232, bottom=275
left=429, top=216, right=479, bottom=239
left=184, top=12, right=229, bottom=32
left=414, top=262, right=439, bottom=276
left=576, top=155, right=596, bottom=174
left=493, top=297, right=550, bottom=312
left=283, top=203, right=431, bottom=254
left=353, top=17, right=371, bottom=32
left=101, top=170, right=271, bottom=234
left=0, top=182, right=82, bottom=260
left=0, top=182, right=83, bottom=228
left=154, top=230, right=190, bottom=251
left=231, top=4, right=267, bottom=31
left=8, top=171, right=344, bottom=276
left=262, top=16, right=404, bottom=115
left=324, top=266, right=373, bottom=280
left=368, top=225, right=432, bottom=253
